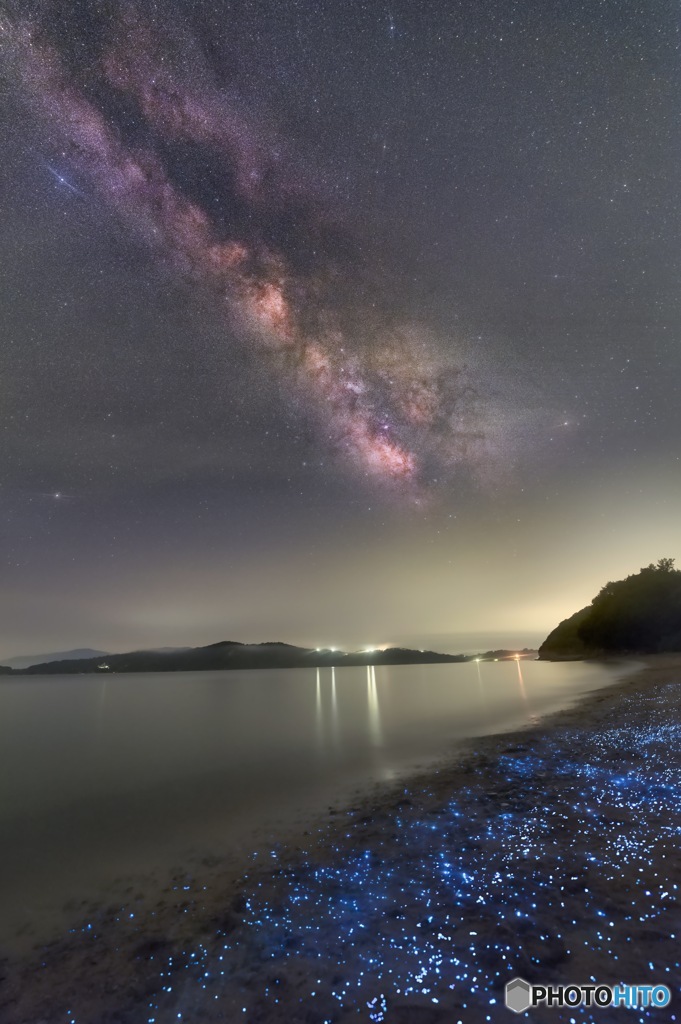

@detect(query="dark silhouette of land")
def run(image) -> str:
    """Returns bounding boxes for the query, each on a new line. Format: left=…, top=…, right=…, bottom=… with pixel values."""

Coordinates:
left=540, top=557, right=681, bottom=659
left=0, top=643, right=536, bottom=675
left=2, top=648, right=108, bottom=670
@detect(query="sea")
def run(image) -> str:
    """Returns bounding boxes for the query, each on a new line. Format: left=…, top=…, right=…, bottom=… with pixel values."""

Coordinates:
left=0, top=659, right=628, bottom=949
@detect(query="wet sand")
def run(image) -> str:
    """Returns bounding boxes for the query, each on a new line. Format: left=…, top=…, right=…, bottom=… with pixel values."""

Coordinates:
left=1, top=656, right=680, bottom=1023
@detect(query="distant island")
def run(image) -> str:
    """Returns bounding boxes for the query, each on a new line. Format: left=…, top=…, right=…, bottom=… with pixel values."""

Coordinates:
left=0, top=643, right=537, bottom=675
left=540, top=557, right=681, bottom=659
left=1, top=648, right=109, bottom=671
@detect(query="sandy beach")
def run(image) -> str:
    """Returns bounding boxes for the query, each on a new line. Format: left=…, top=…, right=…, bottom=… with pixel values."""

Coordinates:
left=1, top=656, right=680, bottom=1024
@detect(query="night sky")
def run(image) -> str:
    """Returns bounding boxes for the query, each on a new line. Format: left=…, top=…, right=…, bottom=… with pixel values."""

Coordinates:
left=1, top=0, right=679, bottom=660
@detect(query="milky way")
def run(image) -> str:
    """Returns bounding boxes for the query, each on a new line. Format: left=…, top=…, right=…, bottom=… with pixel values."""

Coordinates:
left=2, top=5, right=528, bottom=495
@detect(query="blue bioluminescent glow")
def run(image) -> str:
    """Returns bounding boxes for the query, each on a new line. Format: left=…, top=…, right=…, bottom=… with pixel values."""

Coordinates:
left=12, top=683, right=681, bottom=1024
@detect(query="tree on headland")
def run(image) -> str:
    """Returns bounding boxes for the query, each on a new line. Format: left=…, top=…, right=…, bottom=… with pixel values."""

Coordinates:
left=539, top=559, right=681, bottom=658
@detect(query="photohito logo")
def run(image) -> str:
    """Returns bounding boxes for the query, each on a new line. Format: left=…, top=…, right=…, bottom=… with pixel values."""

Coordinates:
left=505, top=977, right=671, bottom=1013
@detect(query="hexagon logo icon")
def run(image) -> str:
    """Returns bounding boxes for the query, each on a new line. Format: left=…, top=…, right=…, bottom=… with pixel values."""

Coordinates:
left=505, top=977, right=532, bottom=1013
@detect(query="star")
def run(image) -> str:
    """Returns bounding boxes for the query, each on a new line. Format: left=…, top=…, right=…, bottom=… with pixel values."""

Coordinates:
left=44, top=163, right=85, bottom=197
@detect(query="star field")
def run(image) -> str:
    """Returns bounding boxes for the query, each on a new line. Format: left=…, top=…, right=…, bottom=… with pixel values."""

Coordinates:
left=0, top=0, right=679, bottom=655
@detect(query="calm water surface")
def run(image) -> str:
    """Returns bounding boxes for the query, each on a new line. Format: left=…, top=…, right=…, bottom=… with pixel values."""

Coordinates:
left=0, top=660, right=626, bottom=947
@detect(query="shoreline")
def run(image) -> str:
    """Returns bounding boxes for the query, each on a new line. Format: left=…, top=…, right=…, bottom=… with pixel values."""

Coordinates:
left=2, top=656, right=680, bottom=1023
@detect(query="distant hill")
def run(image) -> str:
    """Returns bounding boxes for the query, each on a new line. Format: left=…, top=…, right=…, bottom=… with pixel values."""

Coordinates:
left=478, top=648, right=536, bottom=661
left=2, top=648, right=108, bottom=670
left=6, top=641, right=469, bottom=675
left=0, top=641, right=540, bottom=676
left=539, top=558, right=681, bottom=659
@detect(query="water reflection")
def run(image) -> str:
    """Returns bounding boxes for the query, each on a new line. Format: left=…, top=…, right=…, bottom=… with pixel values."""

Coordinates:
left=515, top=658, right=538, bottom=723
left=330, top=666, right=340, bottom=747
left=315, top=668, right=323, bottom=749
left=474, top=659, right=485, bottom=709
left=366, top=665, right=383, bottom=747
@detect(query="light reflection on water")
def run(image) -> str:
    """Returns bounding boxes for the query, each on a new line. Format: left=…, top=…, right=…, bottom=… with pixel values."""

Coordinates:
left=367, top=665, right=382, bottom=747
left=0, top=660, right=625, bottom=945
